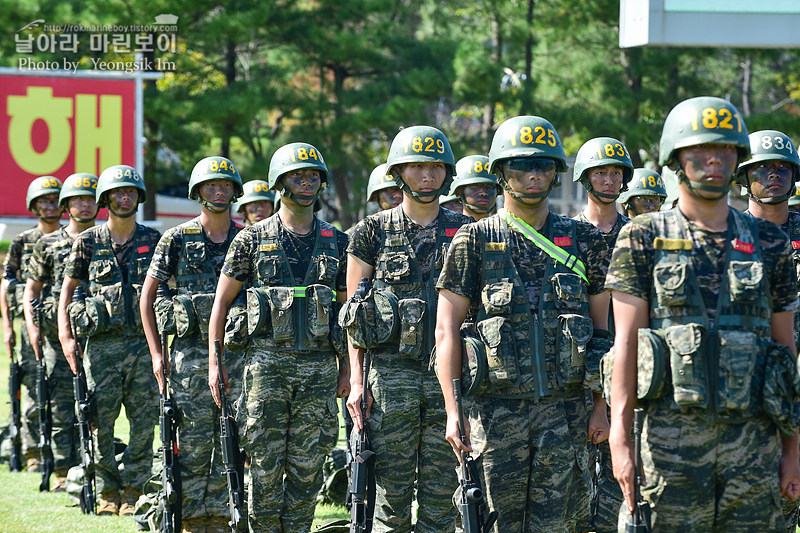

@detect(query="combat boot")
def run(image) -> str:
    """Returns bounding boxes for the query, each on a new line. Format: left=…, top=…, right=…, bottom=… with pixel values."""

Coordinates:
left=119, top=486, right=142, bottom=516
left=98, top=490, right=120, bottom=515
left=207, top=516, right=232, bottom=533
left=51, top=468, right=69, bottom=492
left=181, top=517, right=209, bottom=533
left=25, top=451, right=41, bottom=472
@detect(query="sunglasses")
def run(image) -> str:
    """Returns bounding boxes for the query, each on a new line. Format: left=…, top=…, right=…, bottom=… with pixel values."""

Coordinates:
left=503, top=158, right=557, bottom=175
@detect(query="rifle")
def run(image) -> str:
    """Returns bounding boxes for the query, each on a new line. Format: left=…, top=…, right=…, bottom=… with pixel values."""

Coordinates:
left=342, top=397, right=354, bottom=511
left=157, top=283, right=181, bottom=533
left=453, top=379, right=497, bottom=533
left=626, top=408, right=652, bottom=533
left=215, top=339, right=248, bottom=532
left=31, top=297, right=54, bottom=491
left=71, top=286, right=96, bottom=514
left=6, top=265, right=22, bottom=472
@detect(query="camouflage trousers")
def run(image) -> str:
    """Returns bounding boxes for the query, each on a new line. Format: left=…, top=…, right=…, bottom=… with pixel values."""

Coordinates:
left=617, top=406, right=783, bottom=532
left=367, top=354, right=458, bottom=533
left=469, top=392, right=591, bottom=533
left=17, top=325, right=40, bottom=456
left=169, top=336, right=244, bottom=520
left=84, top=331, right=157, bottom=494
left=782, top=496, right=798, bottom=533
left=239, top=343, right=338, bottom=533
left=42, top=333, right=78, bottom=471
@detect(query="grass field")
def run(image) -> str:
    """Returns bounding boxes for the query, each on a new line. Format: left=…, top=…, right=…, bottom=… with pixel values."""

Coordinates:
left=0, top=319, right=348, bottom=531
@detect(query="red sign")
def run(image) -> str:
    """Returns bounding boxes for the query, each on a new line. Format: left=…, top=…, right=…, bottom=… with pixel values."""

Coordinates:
left=732, top=239, right=753, bottom=254
left=554, top=236, right=572, bottom=247
left=0, top=74, right=135, bottom=217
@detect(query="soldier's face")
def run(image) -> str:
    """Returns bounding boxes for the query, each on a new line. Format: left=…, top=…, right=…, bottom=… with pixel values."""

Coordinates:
left=67, top=195, right=98, bottom=220
left=107, top=187, right=139, bottom=214
left=400, top=162, right=446, bottom=193
left=586, top=165, right=625, bottom=196
left=502, top=158, right=557, bottom=194
left=628, top=195, right=663, bottom=215
left=34, top=193, right=61, bottom=219
left=376, top=187, right=402, bottom=210
left=281, top=169, right=322, bottom=206
left=198, top=179, right=236, bottom=205
left=746, top=160, right=795, bottom=200
left=676, top=144, right=738, bottom=190
left=243, top=200, right=273, bottom=224
left=461, top=184, right=497, bottom=211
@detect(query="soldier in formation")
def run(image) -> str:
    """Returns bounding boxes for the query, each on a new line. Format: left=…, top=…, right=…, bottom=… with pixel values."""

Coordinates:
left=450, top=155, right=501, bottom=221
left=234, top=179, right=276, bottom=226
left=618, top=169, right=668, bottom=219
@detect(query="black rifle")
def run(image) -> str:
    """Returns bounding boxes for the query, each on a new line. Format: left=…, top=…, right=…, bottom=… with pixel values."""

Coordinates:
left=31, top=297, right=54, bottom=491
left=342, top=397, right=354, bottom=511
left=215, top=339, right=248, bottom=532
left=157, top=283, right=182, bottom=533
left=71, top=286, right=96, bottom=514
left=5, top=265, right=22, bottom=472
left=626, top=408, right=652, bottom=533
left=453, top=379, right=497, bottom=533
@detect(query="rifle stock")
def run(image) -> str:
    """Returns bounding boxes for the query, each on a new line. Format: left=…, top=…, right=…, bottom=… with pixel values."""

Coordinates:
left=31, top=297, right=53, bottom=492
left=626, top=408, right=651, bottom=533
left=71, top=286, right=96, bottom=514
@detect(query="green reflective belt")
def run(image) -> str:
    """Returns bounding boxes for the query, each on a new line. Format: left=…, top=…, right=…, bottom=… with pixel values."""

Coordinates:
left=499, top=208, right=588, bottom=282
left=292, top=287, right=337, bottom=297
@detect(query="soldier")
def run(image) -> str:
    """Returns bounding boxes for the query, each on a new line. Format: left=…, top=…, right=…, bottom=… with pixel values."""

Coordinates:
left=22, top=173, right=98, bottom=490
left=345, top=125, right=470, bottom=533
left=735, top=129, right=800, bottom=533
left=367, top=163, right=403, bottom=212
left=435, top=115, right=612, bottom=532
left=234, top=179, right=275, bottom=226
left=207, top=142, right=349, bottom=533
left=58, top=165, right=160, bottom=516
left=140, top=156, right=245, bottom=533
left=451, top=155, right=501, bottom=221
left=608, top=97, right=800, bottom=531
left=618, top=169, right=668, bottom=219
left=1, top=176, right=63, bottom=471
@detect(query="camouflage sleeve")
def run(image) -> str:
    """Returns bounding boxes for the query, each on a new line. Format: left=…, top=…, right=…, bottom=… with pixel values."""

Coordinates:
left=147, top=226, right=182, bottom=282
left=435, top=225, right=481, bottom=303
left=64, top=232, right=94, bottom=282
left=604, top=216, right=655, bottom=301
left=346, top=216, right=381, bottom=267
left=575, top=221, right=611, bottom=296
left=335, top=230, right=349, bottom=293
left=759, top=219, right=800, bottom=313
left=2, top=233, right=24, bottom=272
left=27, top=238, right=52, bottom=283
left=221, top=227, right=255, bottom=283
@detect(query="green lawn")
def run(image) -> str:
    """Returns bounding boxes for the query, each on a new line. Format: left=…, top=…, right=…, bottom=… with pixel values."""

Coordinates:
left=0, top=318, right=348, bottom=531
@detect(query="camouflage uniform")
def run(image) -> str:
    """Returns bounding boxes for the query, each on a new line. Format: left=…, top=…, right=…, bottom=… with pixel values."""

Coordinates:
left=606, top=208, right=797, bottom=532
left=64, top=223, right=161, bottom=495
left=436, top=211, right=610, bottom=532
left=3, top=226, right=53, bottom=456
left=222, top=214, right=347, bottom=533
left=147, top=217, right=242, bottom=521
left=26, top=227, right=81, bottom=473
left=348, top=206, right=470, bottom=533
left=573, top=210, right=628, bottom=533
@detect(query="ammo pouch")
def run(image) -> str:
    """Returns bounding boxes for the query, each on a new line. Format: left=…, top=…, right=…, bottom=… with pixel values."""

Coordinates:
left=306, top=284, right=334, bottom=341
left=154, top=293, right=176, bottom=336
left=556, top=314, right=593, bottom=386
left=247, top=285, right=336, bottom=345
left=654, top=262, right=689, bottom=306
left=34, top=295, right=59, bottom=339
left=174, top=293, right=214, bottom=340
left=84, top=295, right=111, bottom=336
left=763, top=340, right=800, bottom=437
left=665, top=323, right=706, bottom=407
left=727, top=261, right=762, bottom=303
left=476, top=316, right=520, bottom=391
left=460, top=333, right=489, bottom=397
left=636, top=328, right=668, bottom=400
left=717, top=330, right=760, bottom=412
left=551, top=272, right=587, bottom=311
left=266, top=287, right=296, bottom=341
left=224, top=296, right=249, bottom=351
left=67, top=299, right=93, bottom=339
left=339, top=289, right=398, bottom=350
left=398, top=298, right=426, bottom=358
left=481, top=280, right=513, bottom=316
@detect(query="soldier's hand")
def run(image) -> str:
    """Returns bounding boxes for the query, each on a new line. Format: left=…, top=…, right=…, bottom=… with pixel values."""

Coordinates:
left=209, top=361, right=227, bottom=408
left=445, top=413, right=471, bottom=464
left=4, top=330, right=13, bottom=359
left=587, top=401, right=610, bottom=444
left=780, top=451, right=800, bottom=502
left=346, top=383, right=373, bottom=432
left=61, top=338, right=80, bottom=374
left=336, top=369, right=350, bottom=398
left=152, top=353, right=166, bottom=395
left=610, top=431, right=637, bottom=514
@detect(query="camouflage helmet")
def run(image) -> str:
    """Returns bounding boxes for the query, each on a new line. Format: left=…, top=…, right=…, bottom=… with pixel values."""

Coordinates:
left=366, top=164, right=397, bottom=203
left=189, top=156, right=244, bottom=201
left=234, top=180, right=275, bottom=212
left=488, top=116, right=567, bottom=175
left=450, top=155, right=498, bottom=196
left=618, top=169, right=667, bottom=204
left=26, top=176, right=62, bottom=211
left=790, top=183, right=800, bottom=207
left=267, top=143, right=329, bottom=190
left=385, top=126, right=456, bottom=177
left=658, top=96, right=750, bottom=169
left=572, top=137, right=634, bottom=191
left=59, top=173, right=98, bottom=208
left=96, top=165, right=147, bottom=208
left=735, top=130, right=799, bottom=204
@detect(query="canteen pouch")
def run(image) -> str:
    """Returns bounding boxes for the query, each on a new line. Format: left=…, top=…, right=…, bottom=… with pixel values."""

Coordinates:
left=67, top=299, right=92, bottom=339
left=173, top=294, right=197, bottom=338
left=246, top=287, right=270, bottom=336
left=338, top=298, right=368, bottom=349
left=557, top=314, right=593, bottom=385
left=461, top=334, right=489, bottom=397
left=727, top=261, right=762, bottom=303
left=717, top=330, right=760, bottom=412
left=84, top=295, right=110, bottom=336
left=224, top=296, right=249, bottom=350
left=637, top=328, right=668, bottom=400
left=480, top=280, right=514, bottom=316
left=398, top=298, right=426, bottom=358
left=653, top=262, right=688, bottom=306
left=266, top=286, right=295, bottom=342
left=763, top=341, right=800, bottom=437
left=306, top=284, right=334, bottom=341
left=476, top=316, right=520, bottom=390
left=551, top=272, right=587, bottom=312
left=191, top=293, right=215, bottom=341
left=665, top=323, right=706, bottom=407
left=154, top=292, right=176, bottom=336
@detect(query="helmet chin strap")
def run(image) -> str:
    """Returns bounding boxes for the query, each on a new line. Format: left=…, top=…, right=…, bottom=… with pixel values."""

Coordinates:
left=745, top=172, right=796, bottom=205
left=108, top=203, right=138, bottom=218
left=68, top=210, right=98, bottom=224
left=279, top=185, right=321, bottom=207
left=499, top=174, right=553, bottom=208
left=458, top=191, right=495, bottom=214
left=199, top=198, right=232, bottom=213
left=676, top=167, right=731, bottom=202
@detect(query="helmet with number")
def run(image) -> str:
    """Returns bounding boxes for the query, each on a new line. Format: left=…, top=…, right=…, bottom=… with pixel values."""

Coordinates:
left=268, top=142, right=329, bottom=190
left=736, top=130, right=799, bottom=204
left=96, top=165, right=147, bottom=208
left=26, top=176, right=62, bottom=211
left=189, top=156, right=244, bottom=203
left=619, top=169, right=667, bottom=205
left=573, top=137, right=634, bottom=203
left=451, top=155, right=498, bottom=195
left=366, top=164, right=398, bottom=203
left=488, top=116, right=567, bottom=175
left=59, top=173, right=98, bottom=208
left=234, top=180, right=276, bottom=213
left=386, top=126, right=455, bottom=203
